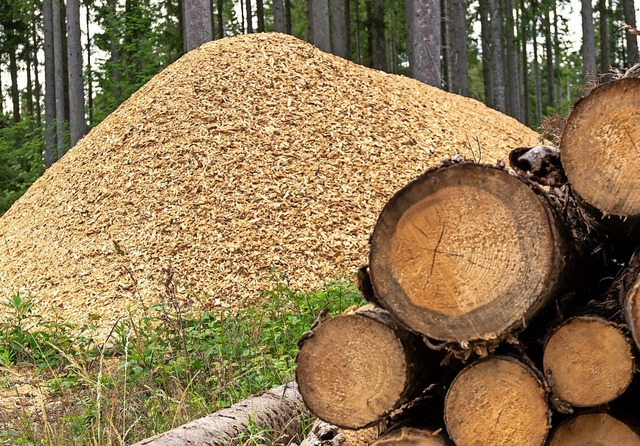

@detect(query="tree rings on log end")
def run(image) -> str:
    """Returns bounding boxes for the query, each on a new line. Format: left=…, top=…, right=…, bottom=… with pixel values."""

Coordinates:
left=547, top=413, right=640, bottom=445
left=372, top=427, right=449, bottom=445
left=369, top=162, right=569, bottom=342
left=444, top=357, right=550, bottom=446
left=561, top=78, right=640, bottom=219
left=296, top=310, right=427, bottom=429
left=543, top=316, right=633, bottom=408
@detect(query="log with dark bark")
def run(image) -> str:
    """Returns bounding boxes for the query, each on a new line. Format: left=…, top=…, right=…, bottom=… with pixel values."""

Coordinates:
left=295, top=305, right=433, bottom=429
left=443, top=356, right=550, bottom=446
left=560, top=77, right=640, bottom=233
left=368, top=161, right=574, bottom=343
left=371, top=427, right=450, bottom=445
left=131, top=382, right=307, bottom=446
left=547, top=412, right=640, bottom=445
left=622, top=252, right=640, bottom=351
left=543, top=316, right=634, bottom=409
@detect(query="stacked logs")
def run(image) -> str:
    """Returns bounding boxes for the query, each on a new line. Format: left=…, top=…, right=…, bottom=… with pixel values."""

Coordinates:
left=295, top=77, right=640, bottom=445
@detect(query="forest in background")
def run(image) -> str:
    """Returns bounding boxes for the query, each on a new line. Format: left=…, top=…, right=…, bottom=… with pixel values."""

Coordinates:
left=0, top=0, right=637, bottom=216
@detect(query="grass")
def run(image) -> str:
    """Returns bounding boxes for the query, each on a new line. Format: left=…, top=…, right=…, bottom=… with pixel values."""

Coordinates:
left=0, top=277, right=364, bottom=445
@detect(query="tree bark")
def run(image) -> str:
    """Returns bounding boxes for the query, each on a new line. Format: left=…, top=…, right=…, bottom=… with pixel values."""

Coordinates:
left=560, top=77, right=640, bottom=229
left=581, top=0, right=597, bottom=85
left=330, top=0, right=348, bottom=59
left=599, top=0, right=611, bottom=75
left=544, top=6, right=555, bottom=108
left=274, top=0, right=285, bottom=32
left=543, top=317, right=634, bottom=409
left=622, top=0, right=639, bottom=65
left=256, top=0, right=265, bottom=31
left=547, top=413, right=640, bottom=445
left=369, top=0, right=386, bottom=69
left=489, top=0, right=506, bottom=112
left=43, top=0, right=57, bottom=167
left=296, top=305, right=433, bottom=429
left=66, top=0, right=86, bottom=147
left=131, top=382, right=307, bottom=446
left=8, top=48, right=20, bottom=123
left=308, top=0, right=331, bottom=52
left=445, top=0, right=468, bottom=96
left=245, top=0, right=253, bottom=32
left=444, top=357, right=550, bottom=446
left=52, top=0, right=67, bottom=156
left=520, top=0, right=530, bottom=125
left=479, top=0, right=493, bottom=107
left=369, top=161, right=574, bottom=343
left=32, top=19, right=43, bottom=127
left=183, top=0, right=213, bottom=52
left=504, top=0, right=520, bottom=119
left=85, top=2, right=93, bottom=126
left=406, top=0, right=441, bottom=86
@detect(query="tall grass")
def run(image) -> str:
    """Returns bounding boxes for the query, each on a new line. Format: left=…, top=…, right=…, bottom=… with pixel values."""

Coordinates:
left=0, top=278, right=363, bottom=445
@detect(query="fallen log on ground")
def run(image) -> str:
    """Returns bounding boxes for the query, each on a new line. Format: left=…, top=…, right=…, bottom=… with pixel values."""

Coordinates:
left=131, top=382, right=307, bottom=446
left=368, top=161, right=575, bottom=343
left=295, top=305, right=434, bottom=429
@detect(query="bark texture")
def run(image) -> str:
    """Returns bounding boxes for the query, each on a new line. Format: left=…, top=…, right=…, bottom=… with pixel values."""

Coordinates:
left=183, top=0, right=213, bottom=52
left=66, top=0, right=86, bottom=147
left=131, top=383, right=307, bottom=446
left=406, top=0, right=440, bottom=86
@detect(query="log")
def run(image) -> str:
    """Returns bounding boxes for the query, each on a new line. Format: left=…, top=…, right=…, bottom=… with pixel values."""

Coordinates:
left=371, top=427, right=449, bottom=445
left=295, top=420, right=380, bottom=446
left=622, top=253, right=640, bottom=351
left=543, top=316, right=634, bottom=408
left=295, top=305, right=433, bottom=429
left=130, top=382, right=307, bottom=446
left=560, top=77, right=640, bottom=231
left=443, top=356, right=550, bottom=446
left=547, top=412, right=640, bottom=445
left=369, top=161, right=574, bottom=342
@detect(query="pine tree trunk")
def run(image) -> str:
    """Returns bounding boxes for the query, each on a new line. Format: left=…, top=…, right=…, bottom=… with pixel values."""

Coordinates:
left=622, top=0, right=639, bottom=64
left=444, top=357, right=550, bottom=446
left=183, top=0, right=213, bottom=51
left=245, top=0, right=253, bottom=32
left=405, top=0, right=441, bottom=86
left=256, top=0, right=265, bottom=31
left=446, top=0, right=468, bottom=96
left=308, top=0, right=331, bottom=52
left=85, top=3, right=93, bottom=126
left=479, top=0, right=494, bottom=107
left=505, top=0, right=520, bottom=119
left=52, top=0, right=67, bottom=156
left=369, top=0, right=386, bottom=70
left=368, top=162, right=575, bottom=343
left=543, top=317, right=634, bottom=409
left=581, top=0, right=597, bottom=85
left=547, top=413, right=640, bottom=445
left=489, top=0, right=506, bottom=112
left=599, top=0, right=611, bottom=75
left=560, top=77, right=640, bottom=229
left=32, top=20, right=43, bottom=128
left=131, top=383, right=307, bottom=446
left=330, top=0, right=348, bottom=58
left=43, top=0, right=57, bottom=167
left=532, top=6, right=542, bottom=124
left=520, top=0, right=530, bottom=125
left=8, top=49, right=20, bottom=123
left=544, top=6, right=555, bottom=108
left=66, top=0, right=86, bottom=147
left=296, top=305, right=433, bottom=429
left=274, top=0, right=285, bottom=32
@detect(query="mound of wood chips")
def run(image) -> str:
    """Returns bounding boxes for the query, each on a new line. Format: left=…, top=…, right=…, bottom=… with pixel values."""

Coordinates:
left=0, top=33, right=539, bottom=331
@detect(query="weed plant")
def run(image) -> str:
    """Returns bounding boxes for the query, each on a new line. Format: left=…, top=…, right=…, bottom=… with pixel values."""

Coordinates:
left=0, top=278, right=363, bottom=445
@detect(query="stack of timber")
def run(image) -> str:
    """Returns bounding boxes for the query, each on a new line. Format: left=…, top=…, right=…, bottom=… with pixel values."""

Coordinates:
left=296, top=77, right=640, bottom=445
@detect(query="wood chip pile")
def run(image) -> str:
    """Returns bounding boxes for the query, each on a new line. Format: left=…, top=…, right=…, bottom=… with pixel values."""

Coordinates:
left=0, top=33, right=538, bottom=331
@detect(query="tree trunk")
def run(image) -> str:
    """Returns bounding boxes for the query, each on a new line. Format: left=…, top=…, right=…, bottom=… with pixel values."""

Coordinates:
left=622, top=0, right=639, bottom=65
left=543, top=317, right=633, bottom=409
left=444, top=357, right=550, bottom=446
left=131, top=383, right=307, bottom=446
left=406, top=0, right=441, bottom=86
left=52, top=0, right=67, bottom=156
left=368, top=162, right=575, bottom=343
left=479, top=0, right=493, bottom=107
left=274, top=0, right=285, bottom=32
left=372, top=427, right=449, bottom=445
left=256, top=0, right=265, bottom=31
left=446, top=0, right=468, bottom=96
left=296, top=305, right=433, bottom=429
left=245, top=0, right=253, bottom=32
left=105, top=0, right=121, bottom=101
left=532, top=4, right=542, bottom=124
left=66, top=0, right=86, bottom=147
left=504, top=0, right=519, bottom=118
left=217, top=0, right=225, bottom=37
left=547, top=413, right=640, bottom=445
left=489, top=0, right=506, bottom=112
left=520, top=0, right=530, bottom=125
left=8, top=49, right=20, bottom=123
left=183, top=0, right=213, bottom=51
left=560, top=78, right=640, bottom=228
left=599, top=0, right=611, bottom=75
left=544, top=6, right=555, bottom=109
left=85, top=2, right=93, bottom=126
left=308, top=0, right=331, bottom=52
left=285, top=0, right=292, bottom=34
left=369, top=0, right=386, bottom=69
left=581, top=0, right=597, bottom=85
left=330, top=0, right=348, bottom=59
left=32, top=19, right=43, bottom=127
left=26, top=52, right=34, bottom=120
left=43, top=0, right=57, bottom=167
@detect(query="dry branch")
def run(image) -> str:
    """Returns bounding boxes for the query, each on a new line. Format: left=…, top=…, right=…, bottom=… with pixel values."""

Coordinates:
left=131, top=382, right=307, bottom=446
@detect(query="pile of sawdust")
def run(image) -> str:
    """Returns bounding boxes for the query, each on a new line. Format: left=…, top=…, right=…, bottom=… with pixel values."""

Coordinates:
left=0, top=33, right=539, bottom=330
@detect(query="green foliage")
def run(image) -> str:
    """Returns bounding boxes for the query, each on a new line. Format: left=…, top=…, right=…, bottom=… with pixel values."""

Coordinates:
left=0, top=279, right=364, bottom=445
left=0, top=117, right=45, bottom=215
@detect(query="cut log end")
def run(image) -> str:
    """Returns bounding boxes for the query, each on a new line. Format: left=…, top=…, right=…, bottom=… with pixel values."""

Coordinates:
left=547, top=413, right=640, bottom=445
left=543, top=316, right=633, bottom=408
left=561, top=77, right=640, bottom=218
left=369, top=162, right=569, bottom=342
left=371, top=427, right=448, bottom=445
left=444, top=357, right=550, bottom=446
left=623, top=272, right=640, bottom=351
left=296, top=310, right=424, bottom=429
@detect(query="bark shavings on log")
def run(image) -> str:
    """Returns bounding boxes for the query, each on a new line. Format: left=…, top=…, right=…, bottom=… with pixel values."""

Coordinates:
left=543, top=316, right=634, bottom=409
left=443, top=356, right=550, bottom=446
left=295, top=305, right=432, bottom=429
left=560, top=77, right=640, bottom=225
left=369, top=161, right=573, bottom=343
left=547, top=412, right=640, bottom=445
left=131, top=382, right=307, bottom=446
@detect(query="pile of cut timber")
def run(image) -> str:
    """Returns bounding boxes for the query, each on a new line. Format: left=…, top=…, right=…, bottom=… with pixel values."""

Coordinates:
left=0, top=33, right=537, bottom=332
left=296, top=78, right=640, bottom=445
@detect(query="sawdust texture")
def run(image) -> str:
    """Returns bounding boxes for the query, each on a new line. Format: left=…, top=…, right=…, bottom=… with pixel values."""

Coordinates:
left=0, top=33, right=539, bottom=331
